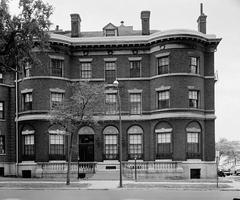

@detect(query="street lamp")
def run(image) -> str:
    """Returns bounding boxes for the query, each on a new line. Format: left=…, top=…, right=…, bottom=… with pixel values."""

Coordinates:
left=216, top=150, right=220, bottom=188
left=113, top=80, right=123, bottom=188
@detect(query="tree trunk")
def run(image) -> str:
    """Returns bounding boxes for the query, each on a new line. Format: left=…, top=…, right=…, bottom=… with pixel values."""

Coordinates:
left=66, top=132, right=74, bottom=185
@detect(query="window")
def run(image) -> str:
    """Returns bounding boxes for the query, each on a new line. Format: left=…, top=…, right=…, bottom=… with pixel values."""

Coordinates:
left=106, top=93, right=117, bottom=114
left=157, top=90, right=170, bottom=109
left=186, top=122, right=201, bottom=159
left=189, top=90, right=199, bottom=108
left=130, top=61, right=141, bottom=77
left=22, top=93, right=32, bottom=111
left=187, top=133, right=199, bottom=152
left=51, top=59, right=64, bottom=77
left=157, top=56, right=169, bottom=75
left=0, top=102, right=4, bottom=119
left=49, top=125, right=65, bottom=160
left=51, top=92, right=64, bottom=108
left=106, top=29, right=116, bottom=36
left=0, top=73, right=3, bottom=83
left=130, top=93, right=141, bottom=114
left=49, top=135, right=65, bottom=159
left=80, top=62, right=92, bottom=79
left=189, top=57, right=199, bottom=74
left=23, top=62, right=31, bottom=77
left=128, top=126, right=143, bottom=159
left=155, top=122, right=172, bottom=159
left=103, top=126, right=119, bottom=160
left=22, top=126, right=35, bottom=160
left=105, top=62, right=116, bottom=84
left=0, top=135, right=5, bottom=154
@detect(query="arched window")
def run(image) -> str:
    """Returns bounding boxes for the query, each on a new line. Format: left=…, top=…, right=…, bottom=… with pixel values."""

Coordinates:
left=48, top=124, right=66, bottom=160
left=128, top=125, right=143, bottom=159
left=78, top=126, right=95, bottom=135
left=155, top=122, right=172, bottom=159
left=21, top=125, right=35, bottom=161
left=186, top=122, right=201, bottom=159
left=103, top=126, right=119, bottom=160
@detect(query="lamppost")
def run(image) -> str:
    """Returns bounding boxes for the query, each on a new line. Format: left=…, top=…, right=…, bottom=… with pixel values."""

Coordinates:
left=14, top=33, right=21, bottom=177
left=216, top=150, right=220, bottom=188
left=113, top=80, right=123, bottom=188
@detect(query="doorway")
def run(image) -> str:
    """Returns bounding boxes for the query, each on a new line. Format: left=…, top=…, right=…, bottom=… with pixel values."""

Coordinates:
left=79, top=135, right=94, bottom=162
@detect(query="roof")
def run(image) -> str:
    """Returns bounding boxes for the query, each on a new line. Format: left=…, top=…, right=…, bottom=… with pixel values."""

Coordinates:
left=49, top=29, right=221, bottom=46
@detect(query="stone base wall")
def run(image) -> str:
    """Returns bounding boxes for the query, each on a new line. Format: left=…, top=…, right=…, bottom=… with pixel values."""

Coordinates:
left=182, top=160, right=216, bottom=179
left=0, top=162, right=16, bottom=176
left=0, top=160, right=217, bottom=179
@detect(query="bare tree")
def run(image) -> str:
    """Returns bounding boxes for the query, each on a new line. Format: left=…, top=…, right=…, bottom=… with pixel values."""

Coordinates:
left=49, top=81, right=106, bottom=185
left=216, top=138, right=240, bottom=165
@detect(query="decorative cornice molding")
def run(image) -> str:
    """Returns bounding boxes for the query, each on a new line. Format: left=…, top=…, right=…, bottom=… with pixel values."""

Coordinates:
left=155, top=52, right=170, bottom=58
left=128, top=89, right=143, bottom=93
left=21, top=89, right=33, bottom=94
left=49, top=30, right=221, bottom=48
left=18, top=73, right=211, bottom=83
left=49, top=55, right=65, bottom=60
left=79, top=58, right=93, bottom=62
left=105, top=88, right=117, bottom=94
left=104, top=58, right=117, bottom=62
left=128, top=57, right=142, bottom=61
left=50, top=88, right=65, bottom=93
left=155, top=86, right=171, bottom=91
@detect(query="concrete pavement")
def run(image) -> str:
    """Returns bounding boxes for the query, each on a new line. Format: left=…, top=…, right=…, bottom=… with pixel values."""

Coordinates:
left=0, top=178, right=239, bottom=190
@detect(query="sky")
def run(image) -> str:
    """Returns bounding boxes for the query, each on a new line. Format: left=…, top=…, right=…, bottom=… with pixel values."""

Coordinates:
left=8, top=0, right=240, bottom=141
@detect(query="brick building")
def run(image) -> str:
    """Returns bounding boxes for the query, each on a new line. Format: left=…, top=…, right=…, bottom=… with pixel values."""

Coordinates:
left=0, top=5, right=221, bottom=179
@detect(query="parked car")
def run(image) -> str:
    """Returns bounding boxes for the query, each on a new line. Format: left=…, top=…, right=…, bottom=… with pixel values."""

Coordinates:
left=235, top=168, right=240, bottom=176
left=223, top=169, right=232, bottom=176
left=218, top=170, right=225, bottom=177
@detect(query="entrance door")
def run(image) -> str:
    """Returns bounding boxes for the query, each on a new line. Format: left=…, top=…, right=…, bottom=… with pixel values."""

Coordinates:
left=79, top=135, right=94, bottom=162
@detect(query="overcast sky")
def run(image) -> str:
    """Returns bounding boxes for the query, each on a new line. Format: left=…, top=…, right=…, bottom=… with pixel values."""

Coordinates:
left=9, top=0, right=240, bottom=141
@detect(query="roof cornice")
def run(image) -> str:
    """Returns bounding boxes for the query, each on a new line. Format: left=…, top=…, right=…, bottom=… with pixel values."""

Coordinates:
left=49, top=29, right=221, bottom=48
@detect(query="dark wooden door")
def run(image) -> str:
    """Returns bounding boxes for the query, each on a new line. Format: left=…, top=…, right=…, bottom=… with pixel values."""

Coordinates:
left=79, top=135, right=94, bottom=162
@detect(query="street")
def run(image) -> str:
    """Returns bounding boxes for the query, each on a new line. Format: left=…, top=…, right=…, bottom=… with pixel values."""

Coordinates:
left=0, top=189, right=240, bottom=200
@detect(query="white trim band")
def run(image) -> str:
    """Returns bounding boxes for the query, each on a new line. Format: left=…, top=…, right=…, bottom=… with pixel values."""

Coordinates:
left=79, top=58, right=93, bottom=62
left=155, top=52, right=170, bottom=58
left=49, top=55, right=64, bottom=60
left=17, top=112, right=216, bottom=122
left=128, top=89, right=143, bottom=93
left=155, top=86, right=171, bottom=91
left=128, top=57, right=142, bottom=61
left=104, top=58, right=117, bottom=62
left=50, top=88, right=65, bottom=93
left=21, top=89, right=33, bottom=94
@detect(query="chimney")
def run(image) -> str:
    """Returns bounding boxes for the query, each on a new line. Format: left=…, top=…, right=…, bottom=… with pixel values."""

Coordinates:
left=141, top=11, right=150, bottom=35
left=197, top=3, right=207, bottom=34
left=70, top=14, right=81, bottom=37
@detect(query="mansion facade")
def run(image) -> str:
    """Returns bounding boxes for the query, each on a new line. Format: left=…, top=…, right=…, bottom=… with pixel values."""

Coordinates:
left=0, top=6, right=221, bottom=179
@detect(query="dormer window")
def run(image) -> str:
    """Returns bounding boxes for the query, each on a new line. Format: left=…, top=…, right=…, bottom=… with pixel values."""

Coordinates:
left=103, top=23, right=118, bottom=37
left=106, top=29, right=115, bottom=36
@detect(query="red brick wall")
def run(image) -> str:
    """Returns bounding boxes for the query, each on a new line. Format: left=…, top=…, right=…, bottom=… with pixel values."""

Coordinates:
left=15, top=39, right=216, bottom=163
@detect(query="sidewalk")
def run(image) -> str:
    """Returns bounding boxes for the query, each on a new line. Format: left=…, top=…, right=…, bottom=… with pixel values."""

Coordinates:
left=0, top=177, right=239, bottom=190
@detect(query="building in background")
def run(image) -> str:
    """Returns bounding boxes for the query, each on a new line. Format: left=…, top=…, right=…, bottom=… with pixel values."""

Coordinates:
left=0, top=4, right=221, bottom=179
